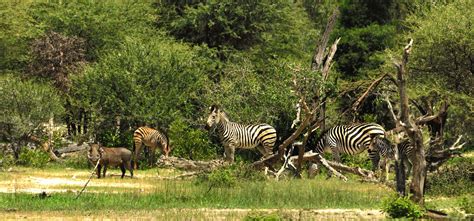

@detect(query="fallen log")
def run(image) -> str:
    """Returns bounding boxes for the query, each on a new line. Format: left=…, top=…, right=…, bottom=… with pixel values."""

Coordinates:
left=156, top=156, right=229, bottom=172
left=54, top=143, right=89, bottom=155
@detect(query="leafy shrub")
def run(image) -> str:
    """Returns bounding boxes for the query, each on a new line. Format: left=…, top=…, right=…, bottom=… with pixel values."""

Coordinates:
left=169, top=117, right=217, bottom=160
left=0, top=152, right=15, bottom=168
left=0, top=74, right=64, bottom=143
left=196, top=167, right=236, bottom=190
left=17, top=148, right=50, bottom=168
left=232, top=163, right=267, bottom=181
left=459, top=196, right=474, bottom=214
left=426, top=158, right=474, bottom=196
left=383, top=195, right=424, bottom=219
left=244, top=212, right=283, bottom=221
left=61, top=152, right=89, bottom=169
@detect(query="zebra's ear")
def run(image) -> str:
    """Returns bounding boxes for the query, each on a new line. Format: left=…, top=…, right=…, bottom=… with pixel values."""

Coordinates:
left=210, top=104, right=219, bottom=113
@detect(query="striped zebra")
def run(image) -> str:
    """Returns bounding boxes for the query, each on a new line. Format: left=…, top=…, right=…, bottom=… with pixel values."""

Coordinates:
left=205, top=105, right=277, bottom=162
left=132, top=126, right=170, bottom=169
left=312, top=123, right=394, bottom=167
left=283, top=123, right=395, bottom=175
left=396, top=139, right=414, bottom=177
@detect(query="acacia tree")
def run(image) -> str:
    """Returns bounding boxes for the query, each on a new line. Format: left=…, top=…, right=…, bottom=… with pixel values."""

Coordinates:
left=29, top=31, right=87, bottom=138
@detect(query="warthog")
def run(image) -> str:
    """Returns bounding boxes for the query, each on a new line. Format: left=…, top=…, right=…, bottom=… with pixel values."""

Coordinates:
left=87, top=143, right=133, bottom=179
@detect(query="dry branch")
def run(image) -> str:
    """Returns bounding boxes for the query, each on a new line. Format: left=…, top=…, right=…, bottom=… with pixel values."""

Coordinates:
left=312, top=9, right=339, bottom=71
left=426, top=135, right=465, bottom=172
left=156, top=156, right=229, bottom=172
left=75, top=159, right=100, bottom=199
left=27, top=135, right=60, bottom=161
left=351, top=73, right=389, bottom=112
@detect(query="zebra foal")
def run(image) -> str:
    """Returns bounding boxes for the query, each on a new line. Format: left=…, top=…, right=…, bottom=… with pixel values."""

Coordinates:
left=132, top=126, right=170, bottom=169
left=205, top=105, right=277, bottom=162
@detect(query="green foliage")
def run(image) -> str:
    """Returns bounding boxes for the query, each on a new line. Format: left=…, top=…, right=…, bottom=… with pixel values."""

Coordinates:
left=0, top=150, right=15, bottom=168
left=383, top=195, right=425, bottom=218
left=158, top=0, right=289, bottom=50
left=70, top=36, right=215, bottom=142
left=426, top=157, right=474, bottom=196
left=169, top=118, right=217, bottom=160
left=197, top=167, right=236, bottom=190
left=17, top=148, right=50, bottom=168
left=244, top=212, right=283, bottom=221
left=408, top=0, right=473, bottom=95
left=60, top=153, right=89, bottom=169
left=459, top=196, right=474, bottom=214
left=0, top=2, right=44, bottom=71
left=96, top=129, right=133, bottom=148
left=335, top=24, right=396, bottom=78
left=341, top=154, right=372, bottom=171
left=0, top=74, right=64, bottom=142
left=28, top=1, right=155, bottom=61
left=157, top=1, right=317, bottom=62
left=339, top=0, right=398, bottom=28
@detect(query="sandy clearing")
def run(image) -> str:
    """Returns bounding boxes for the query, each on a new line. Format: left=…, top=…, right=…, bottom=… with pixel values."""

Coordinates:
left=0, top=208, right=386, bottom=220
left=0, top=173, right=155, bottom=194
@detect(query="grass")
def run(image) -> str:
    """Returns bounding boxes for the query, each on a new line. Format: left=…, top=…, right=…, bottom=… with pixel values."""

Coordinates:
left=1, top=161, right=471, bottom=218
left=0, top=166, right=391, bottom=211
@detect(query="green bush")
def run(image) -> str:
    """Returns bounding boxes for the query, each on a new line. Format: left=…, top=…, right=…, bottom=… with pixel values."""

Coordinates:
left=0, top=151, right=15, bottom=168
left=0, top=74, right=64, bottom=143
left=17, top=148, right=50, bottom=168
left=244, top=212, right=283, bottom=221
left=426, top=158, right=474, bottom=196
left=169, top=118, right=217, bottom=160
left=60, top=152, right=89, bottom=169
left=459, top=196, right=474, bottom=214
left=196, top=167, right=236, bottom=191
left=383, top=195, right=424, bottom=219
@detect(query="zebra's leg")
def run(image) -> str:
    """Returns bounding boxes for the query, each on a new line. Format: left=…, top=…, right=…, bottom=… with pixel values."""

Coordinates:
left=332, top=149, right=341, bottom=162
left=368, top=149, right=380, bottom=172
left=224, top=144, right=235, bottom=162
left=148, top=146, right=156, bottom=166
left=384, top=159, right=391, bottom=181
left=133, top=142, right=142, bottom=170
left=259, top=144, right=277, bottom=171
left=379, top=158, right=388, bottom=182
left=405, top=159, right=413, bottom=178
left=327, top=150, right=341, bottom=179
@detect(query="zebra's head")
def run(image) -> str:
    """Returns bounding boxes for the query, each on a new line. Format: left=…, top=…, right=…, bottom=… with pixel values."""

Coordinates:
left=205, top=104, right=222, bottom=130
left=373, top=136, right=397, bottom=160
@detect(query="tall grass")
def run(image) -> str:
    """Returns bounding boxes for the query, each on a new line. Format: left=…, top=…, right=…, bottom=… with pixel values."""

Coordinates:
left=0, top=176, right=389, bottom=211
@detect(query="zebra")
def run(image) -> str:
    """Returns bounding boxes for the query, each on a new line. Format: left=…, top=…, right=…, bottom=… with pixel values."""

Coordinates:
left=205, top=105, right=277, bottom=162
left=395, top=139, right=414, bottom=177
left=282, top=123, right=395, bottom=177
left=132, top=126, right=170, bottom=169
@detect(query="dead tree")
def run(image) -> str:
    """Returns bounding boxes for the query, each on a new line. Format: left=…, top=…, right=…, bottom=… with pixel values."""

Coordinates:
left=251, top=9, right=342, bottom=178
left=391, top=39, right=426, bottom=205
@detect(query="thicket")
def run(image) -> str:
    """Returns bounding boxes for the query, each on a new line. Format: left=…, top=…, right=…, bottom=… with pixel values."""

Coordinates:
left=0, top=0, right=472, bottom=167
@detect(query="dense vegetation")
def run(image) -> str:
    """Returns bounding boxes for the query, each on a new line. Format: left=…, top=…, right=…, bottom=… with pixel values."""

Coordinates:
left=0, top=1, right=472, bottom=216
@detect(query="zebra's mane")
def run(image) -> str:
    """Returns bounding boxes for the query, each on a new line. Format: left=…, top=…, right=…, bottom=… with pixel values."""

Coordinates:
left=218, top=111, right=230, bottom=123
left=307, top=129, right=330, bottom=151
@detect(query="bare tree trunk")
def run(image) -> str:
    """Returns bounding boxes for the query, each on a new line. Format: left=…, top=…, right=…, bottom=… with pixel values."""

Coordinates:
left=394, top=39, right=426, bottom=205
left=395, top=148, right=407, bottom=195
